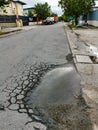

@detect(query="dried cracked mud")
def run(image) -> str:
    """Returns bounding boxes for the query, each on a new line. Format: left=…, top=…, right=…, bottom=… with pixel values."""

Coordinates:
left=2, top=62, right=93, bottom=130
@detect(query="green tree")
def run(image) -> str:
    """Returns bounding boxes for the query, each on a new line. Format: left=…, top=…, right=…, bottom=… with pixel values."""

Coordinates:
left=0, top=0, right=12, bottom=7
left=34, top=2, right=51, bottom=21
left=50, top=12, right=58, bottom=17
left=59, top=0, right=95, bottom=25
left=28, top=11, right=33, bottom=17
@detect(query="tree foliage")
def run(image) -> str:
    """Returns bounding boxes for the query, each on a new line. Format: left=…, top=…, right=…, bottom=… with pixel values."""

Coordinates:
left=59, top=0, right=95, bottom=25
left=59, top=13, right=69, bottom=22
left=0, top=0, right=12, bottom=7
left=28, top=11, right=33, bottom=17
left=50, top=12, right=58, bottom=17
left=34, top=2, right=51, bottom=20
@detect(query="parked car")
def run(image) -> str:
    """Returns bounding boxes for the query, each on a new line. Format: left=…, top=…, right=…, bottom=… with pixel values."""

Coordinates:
left=44, top=17, right=54, bottom=25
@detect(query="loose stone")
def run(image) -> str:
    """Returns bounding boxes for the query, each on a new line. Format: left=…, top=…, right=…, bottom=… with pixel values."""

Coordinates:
left=32, top=115, right=41, bottom=121
left=10, top=92, right=16, bottom=97
left=17, top=87, right=22, bottom=90
left=33, top=72, right=38, bottom=75
left=28, top=109, right=34, bottom=114
left=29, top=80, right=32, bottom=82
left=23, top=80, right=29, bottom=85
left=13, top=83, right=18, bottom=88
left=17, top=95, right=24, bottom=100
left=21, top=91, right=25, bottom=95
left=26, top=92, right=31, bottom=97
left=29, top=76, right=33, bottom=80
left=11, top=97, right=16, bottom=104
left=19, top=109, right=27, bottom=113
left=17, top=100, right=22, bottom=104
left=22, top=76, right=28, bottom=81
left=23, top=84, right=26, bottom=89
left=9, top=104, right=19, bottom=110
left=33, top=79, right=37, bottom=82
left=18, top=81, right=23, bottom=85
left=20, top=104, right=24, bottom=109
left=0, top=104, right=5, bottom=111
left=14, top=89, right=21, bottom=94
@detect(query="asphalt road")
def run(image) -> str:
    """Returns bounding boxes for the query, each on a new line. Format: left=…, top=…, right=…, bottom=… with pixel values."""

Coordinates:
left=0, top=23, right=92, bottom=130
left=0, top=23, right=69, bottom=85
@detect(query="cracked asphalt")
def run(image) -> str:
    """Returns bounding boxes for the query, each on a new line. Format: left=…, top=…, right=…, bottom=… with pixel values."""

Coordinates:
left=0, top=23, right=92, bottom=130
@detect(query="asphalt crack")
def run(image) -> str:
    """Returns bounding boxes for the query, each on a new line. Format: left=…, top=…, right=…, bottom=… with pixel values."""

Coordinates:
left=3, top=62, right=59, bottom=126
left=2, top=62, right=93, bottom=130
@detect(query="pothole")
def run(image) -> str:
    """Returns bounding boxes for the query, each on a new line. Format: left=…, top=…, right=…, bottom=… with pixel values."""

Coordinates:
left=3, top=63, right=93, bottom=130
left=4, top=63, right=59, bottom=125
left=66, top=54, right=73, bottom=62
left=25, top=64, right=93, bottom=130
left=46, top=96, right=93, bottom=130
left=90, top=56, right=98, bottom=64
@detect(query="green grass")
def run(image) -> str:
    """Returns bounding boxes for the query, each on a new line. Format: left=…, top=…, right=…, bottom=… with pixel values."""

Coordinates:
left=67, top=23, right=98, bottom=29
left=87, top=25, right=98, bottom=29
left=67, top=23, right=78, bottom=29
left=67, top=23, right=88, bottom=29
left=0, top=31, right=9, bottom=35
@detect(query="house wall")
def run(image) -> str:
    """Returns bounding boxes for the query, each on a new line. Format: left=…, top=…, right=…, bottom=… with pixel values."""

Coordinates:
left=87, top=10, right=98, bottom=26
left=0, top=2, right=23, bottom=16
left=86, top=0, right=98, bottom=26
left=23, top=8, right=34, bottom=16
left=79, top=1, right=98, bottom=26
left=23, top=9, right=28, bottom=16
left=95, top=1, right=98, bottom=7
left=15, top=3, right=23, bottom=15
left=5, top=2, right=16, bottom=15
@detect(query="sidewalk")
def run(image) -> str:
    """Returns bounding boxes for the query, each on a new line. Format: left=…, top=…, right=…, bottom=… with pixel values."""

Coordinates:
left=65, top=23, right=98, bottom=130
left=0, top=23, right=37, bottom=38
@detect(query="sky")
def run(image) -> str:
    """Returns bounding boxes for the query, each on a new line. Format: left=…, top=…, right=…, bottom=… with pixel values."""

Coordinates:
left=22, top=0, right=63, bottom=16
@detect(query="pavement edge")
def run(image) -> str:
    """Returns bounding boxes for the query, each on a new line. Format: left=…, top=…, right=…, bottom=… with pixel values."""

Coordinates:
left=64, top=23, right=98, bottom=130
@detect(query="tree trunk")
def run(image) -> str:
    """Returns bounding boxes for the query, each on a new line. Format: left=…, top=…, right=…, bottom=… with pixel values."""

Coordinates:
left=74, top=16, right=78, bottom=25
left=37, top=17, right=38, bottom=24
left=84, top=14, right=87, bottom=24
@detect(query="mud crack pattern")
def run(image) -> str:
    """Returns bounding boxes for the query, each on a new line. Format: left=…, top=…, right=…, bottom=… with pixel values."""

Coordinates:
left=3, top=63, right=58, bottom=128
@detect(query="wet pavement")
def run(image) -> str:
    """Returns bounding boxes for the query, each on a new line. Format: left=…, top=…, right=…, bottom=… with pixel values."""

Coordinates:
left=3, top=63, right=92, bottom=130
left=26, top=64, right=92, bottom=130
left=3, top=63, right=93, bottom=130
left=29, top=64, right=81, bottom=106
left=0, top=23, right=93, bottom=130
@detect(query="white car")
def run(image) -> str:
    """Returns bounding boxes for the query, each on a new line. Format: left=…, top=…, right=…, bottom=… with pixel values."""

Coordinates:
left=45, top=17, right=54, bottom=24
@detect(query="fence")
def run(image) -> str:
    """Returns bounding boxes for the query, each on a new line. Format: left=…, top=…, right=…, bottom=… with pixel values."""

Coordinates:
left=0, top=15, right=29, bottom=27
left=87, top=10, right=98, bottom=26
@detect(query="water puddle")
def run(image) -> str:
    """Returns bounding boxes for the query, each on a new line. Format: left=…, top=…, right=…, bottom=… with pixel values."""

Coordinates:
left=66, top=54, right=73, bottom=62
left=29, top=65, right=81, bottom=108
left=25, top=64, right=93, bottom=130
left=90, top=45, right=98, bottom=57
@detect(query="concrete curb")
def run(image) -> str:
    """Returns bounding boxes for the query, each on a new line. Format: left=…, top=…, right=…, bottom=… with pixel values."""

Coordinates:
left=0, top=29, right=22, bottom=38
left=64, top=23, right=98, bottom=130
left=0, top=25, right=38, bottom=38
left=64, top=25, right=78, bottom=70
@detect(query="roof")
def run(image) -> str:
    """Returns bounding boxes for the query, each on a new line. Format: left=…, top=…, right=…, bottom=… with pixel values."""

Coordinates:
left=13, top=0, right=26, bottom=5
left=23, top=7, right=34, bottom=10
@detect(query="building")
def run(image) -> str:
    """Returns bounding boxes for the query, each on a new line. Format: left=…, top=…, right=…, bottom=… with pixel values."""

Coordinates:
left=23, top=7, right=37, bottom=22
left=23, top=7, right=34, bottom=16
left=0, top=0, right=26, bottom=16
left=0, top=1, right=29, bottom=27
left=87, top=0, right=98, bottom=26
left=79, top=1, right=98, bottom=26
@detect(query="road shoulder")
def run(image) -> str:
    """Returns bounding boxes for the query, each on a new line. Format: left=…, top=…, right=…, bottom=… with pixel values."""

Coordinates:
left=65, top=23, right=98, bottom=130
left=0, top=25, right=37, bottom=38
